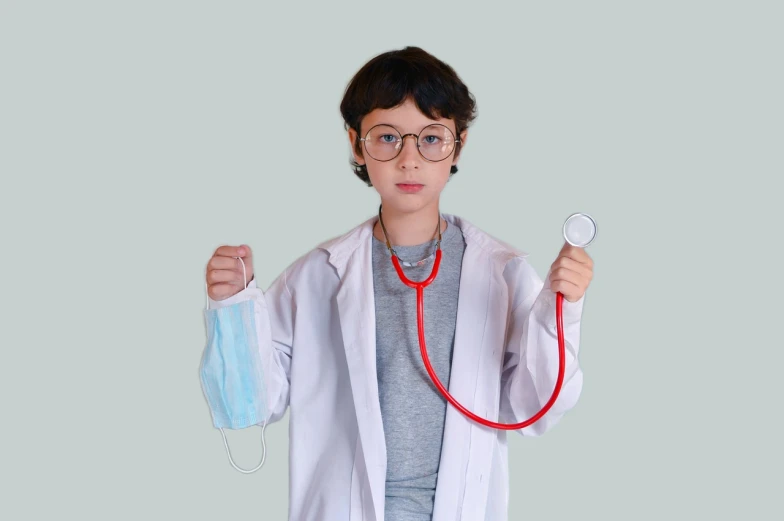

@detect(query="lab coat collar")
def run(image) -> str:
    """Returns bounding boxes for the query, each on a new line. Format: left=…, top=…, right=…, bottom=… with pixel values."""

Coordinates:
left=319, top=212, right=528, bottom=520
left=321, top=212, right=528, bottom=270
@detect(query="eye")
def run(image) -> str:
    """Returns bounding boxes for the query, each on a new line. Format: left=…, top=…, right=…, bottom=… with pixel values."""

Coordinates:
left=380, top=134, right=398, bottom=143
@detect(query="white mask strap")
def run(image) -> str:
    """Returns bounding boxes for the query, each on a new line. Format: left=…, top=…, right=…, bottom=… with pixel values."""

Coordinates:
left=237, top=255, right=248, bottom=291
left=219, top=418, right=268, bottom=473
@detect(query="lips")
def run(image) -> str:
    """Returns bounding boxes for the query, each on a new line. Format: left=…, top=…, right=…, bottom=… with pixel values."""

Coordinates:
left=396, top=183, right=424, bottom=193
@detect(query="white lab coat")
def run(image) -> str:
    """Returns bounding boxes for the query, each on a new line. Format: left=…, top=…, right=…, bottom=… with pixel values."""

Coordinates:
left=205, top=212, right=585, bottom=521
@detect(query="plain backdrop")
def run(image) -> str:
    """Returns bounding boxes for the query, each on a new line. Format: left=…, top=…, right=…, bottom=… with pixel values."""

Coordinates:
left=1, top=1, right=782, bottom=519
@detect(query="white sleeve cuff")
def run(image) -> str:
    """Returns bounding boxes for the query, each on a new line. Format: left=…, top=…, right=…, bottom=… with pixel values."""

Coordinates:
left=207, top=277, right=259, bottom=309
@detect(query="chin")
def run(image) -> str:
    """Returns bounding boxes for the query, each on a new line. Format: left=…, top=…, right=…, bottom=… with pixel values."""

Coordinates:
left=382, top=194, right=435, bottom=213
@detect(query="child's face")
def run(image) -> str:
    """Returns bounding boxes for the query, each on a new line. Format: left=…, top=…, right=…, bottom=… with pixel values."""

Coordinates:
left=348, top=98, right=467, bottom=215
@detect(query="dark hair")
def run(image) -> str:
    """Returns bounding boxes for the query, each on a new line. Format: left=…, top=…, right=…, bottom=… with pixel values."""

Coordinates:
left=339, top=46, right=477, bottom=186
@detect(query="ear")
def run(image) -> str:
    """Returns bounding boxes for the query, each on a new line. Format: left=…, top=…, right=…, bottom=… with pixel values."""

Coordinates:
left=347, top=127, right=365, bottom=165
left=452, top=129, right=468, bottom=166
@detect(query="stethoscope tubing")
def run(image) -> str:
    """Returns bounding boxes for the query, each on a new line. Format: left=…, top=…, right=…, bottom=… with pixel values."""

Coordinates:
left=391, top=249, right=566, bottom=430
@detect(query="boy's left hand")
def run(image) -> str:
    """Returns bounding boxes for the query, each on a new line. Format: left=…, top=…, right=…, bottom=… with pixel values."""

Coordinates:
left=549, top=242, right=594, bottom=302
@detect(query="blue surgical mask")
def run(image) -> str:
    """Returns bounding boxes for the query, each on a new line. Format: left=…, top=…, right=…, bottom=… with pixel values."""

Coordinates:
left=199, top=256, right=268, bottom=473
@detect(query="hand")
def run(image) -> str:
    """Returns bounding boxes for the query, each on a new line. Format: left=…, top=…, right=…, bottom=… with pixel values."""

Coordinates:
left=206, top=245, right=255, bottom=301
left=549, top=242, right=593, bottom=302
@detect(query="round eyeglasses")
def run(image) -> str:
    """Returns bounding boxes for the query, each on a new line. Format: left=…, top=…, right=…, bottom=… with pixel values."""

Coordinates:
left=359, top=124, right=460, bottom=162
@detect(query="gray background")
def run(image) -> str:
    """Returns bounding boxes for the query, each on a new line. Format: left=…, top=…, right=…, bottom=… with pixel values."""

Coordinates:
left=1, top=1, right=781, bottom=519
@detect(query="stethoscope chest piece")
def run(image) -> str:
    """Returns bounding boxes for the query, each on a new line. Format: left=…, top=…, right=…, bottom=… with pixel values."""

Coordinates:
left=563, top=213, right=597, bottom=248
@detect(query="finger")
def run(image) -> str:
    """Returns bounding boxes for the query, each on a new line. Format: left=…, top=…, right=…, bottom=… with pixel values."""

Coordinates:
left=213, top=245, right=243, bottom=258
left=237, top=244, right=252, bottom=260
left=213, top=244, right=253, bottom=259
left=551, top=256, right=593, bottom=278
left=550, top=267, right=588, bottom=288
left=206, top=269, right=244, bottom=285
left=207, top=256, right=253, bottom=273
left=550, top=279, right=582, bottom=300
left=207, top=255, right=247, bottom=271
left=559, top=244, right=593, bottom=265
left=551, top=278, right=580, bottom=291
left=208, top=283, right=244, bottom=300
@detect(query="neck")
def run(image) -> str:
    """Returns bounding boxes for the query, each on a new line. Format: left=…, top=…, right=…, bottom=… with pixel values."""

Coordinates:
left=374, top=202, right=447, bottom=247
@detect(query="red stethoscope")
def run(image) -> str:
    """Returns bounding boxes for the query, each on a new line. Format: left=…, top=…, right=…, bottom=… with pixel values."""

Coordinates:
left=378, top=205, right=596, bottom=430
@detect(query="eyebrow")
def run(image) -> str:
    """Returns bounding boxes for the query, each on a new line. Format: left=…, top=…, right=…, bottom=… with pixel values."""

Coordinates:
left=371, top=122, right=451, bottom=133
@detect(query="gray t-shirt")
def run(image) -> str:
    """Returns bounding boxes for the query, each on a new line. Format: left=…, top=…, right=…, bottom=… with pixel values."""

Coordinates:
left=371, top=219, right=466, bottom=520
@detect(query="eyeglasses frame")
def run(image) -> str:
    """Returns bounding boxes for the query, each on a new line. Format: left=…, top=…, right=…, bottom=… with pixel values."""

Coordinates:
left=358, top=123, right=461, bottom=163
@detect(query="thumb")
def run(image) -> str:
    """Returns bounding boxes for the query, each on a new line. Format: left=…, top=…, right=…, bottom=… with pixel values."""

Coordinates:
left=236, top=244, right=254, bottom=282
left=236, top=244, right=253, bottom=260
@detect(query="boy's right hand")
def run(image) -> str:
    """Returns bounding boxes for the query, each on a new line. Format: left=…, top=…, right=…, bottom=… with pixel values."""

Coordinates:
left=206, top=245, right=255, bottom=301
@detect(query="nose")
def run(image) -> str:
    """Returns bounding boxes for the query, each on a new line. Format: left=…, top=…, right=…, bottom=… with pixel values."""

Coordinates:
left=397, top=134, right=420, bottom=169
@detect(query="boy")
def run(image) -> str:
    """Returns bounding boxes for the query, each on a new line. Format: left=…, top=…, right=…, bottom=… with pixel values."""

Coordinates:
left=200, top=46, right=593, bottom=521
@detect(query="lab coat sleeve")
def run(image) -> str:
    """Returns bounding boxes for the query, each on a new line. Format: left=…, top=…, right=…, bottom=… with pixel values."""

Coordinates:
left=498, top=257, right=584, bottom=436
left=205, top=270, right=294, bottom=425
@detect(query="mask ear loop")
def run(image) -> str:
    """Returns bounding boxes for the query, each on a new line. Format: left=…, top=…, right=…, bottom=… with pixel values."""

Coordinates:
left=219, top=420, right=267, bottom=474
left=205, top=255, right=269, bottom=474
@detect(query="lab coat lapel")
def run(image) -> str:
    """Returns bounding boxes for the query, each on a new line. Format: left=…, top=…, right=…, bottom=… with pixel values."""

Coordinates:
left=327, top=216, right=387, bottom=521
left=432, top=215, right=523, bottom=520
left=430, top=229, right=492, bottom=520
